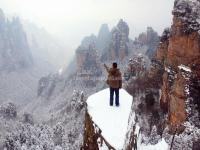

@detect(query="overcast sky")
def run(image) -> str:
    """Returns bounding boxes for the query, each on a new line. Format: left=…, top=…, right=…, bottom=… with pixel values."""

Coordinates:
left=0, top=0, right=175, bottom=49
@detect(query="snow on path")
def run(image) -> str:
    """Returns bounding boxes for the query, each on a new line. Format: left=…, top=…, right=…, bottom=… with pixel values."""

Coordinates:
left=87, top=88, right=133, bottom=149
left=138, top=139, right=169, bottom=150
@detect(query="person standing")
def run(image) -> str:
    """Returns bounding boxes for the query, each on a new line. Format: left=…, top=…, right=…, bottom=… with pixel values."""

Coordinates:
left=104, top=62, right=122, bottom=106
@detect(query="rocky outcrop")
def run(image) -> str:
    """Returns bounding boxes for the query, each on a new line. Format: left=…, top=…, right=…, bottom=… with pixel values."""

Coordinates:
left=151, top=0, right=200, bottom=126
left=82, top=89, right=133, bottom=150
left=124, top=55, right=146, bottom=81
left=82, top=110, right=116, bottom=150
left=105, top=19, right=129, bottom=61
left=0, top=9, right=33, bottom=72
left=0, top=9, right=49, bottom=106
left=37, top=74, right=58, bottom=98
left=123, top=1, right=200, bottom=149
left=75, top=33, right=106, bottom=77
left=76, top=44, right=102, bottom=77
left=134, top=27, right=160, bottom=59
left=75, top=20, right=158, bottom=75
left=96, top=24, right=111, bottom=54
left=80, top=34, right=97, bottom=50
left=76, top=24, right=111, bottom=71
left=82, top=111, right=99, bottom=150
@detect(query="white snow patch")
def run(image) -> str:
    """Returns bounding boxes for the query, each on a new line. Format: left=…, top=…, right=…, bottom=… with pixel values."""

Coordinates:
left=178, top=64, right=191, bottom=72
left=98, top=140, right=109, bottom=150
left=165, top=67, right=171, bottom=73
left=87, top=88, right=133, bottom=149
left=196, top=18, right=200, bottom=24
left=138, top=139, right=169, bottom=150
left=135, top=124, right=140, bottom=135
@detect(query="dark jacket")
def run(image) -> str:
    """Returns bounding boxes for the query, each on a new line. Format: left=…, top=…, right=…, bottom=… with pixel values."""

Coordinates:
left=106, top=67, right=122, bottom=89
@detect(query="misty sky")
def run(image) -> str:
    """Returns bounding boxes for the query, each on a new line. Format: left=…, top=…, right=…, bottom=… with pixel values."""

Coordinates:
left=0, top=0, right=175, bottom=50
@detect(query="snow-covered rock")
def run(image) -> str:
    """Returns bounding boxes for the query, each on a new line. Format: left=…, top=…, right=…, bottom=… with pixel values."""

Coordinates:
left=86, top=88, right=132, bottom=149
left=138, top=139, right=168, bottom=150
left=173, top=0, right=200, bottom=33
left=178, top=64, right=192, bottom=72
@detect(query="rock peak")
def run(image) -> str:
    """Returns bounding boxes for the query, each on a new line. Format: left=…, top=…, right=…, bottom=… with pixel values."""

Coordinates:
left=117, top=19, right=129, bottom=36
left=0, top=8, right=5, bottom=23
left=98, top=24, right=109, bottom=33
left=105, top=19, right=130, bottom=61
left=160, top=28, right=170, bottom=42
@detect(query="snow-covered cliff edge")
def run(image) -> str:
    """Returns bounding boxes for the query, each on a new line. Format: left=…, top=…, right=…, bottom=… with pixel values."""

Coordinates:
left=83, top=89, right=169, bottom=150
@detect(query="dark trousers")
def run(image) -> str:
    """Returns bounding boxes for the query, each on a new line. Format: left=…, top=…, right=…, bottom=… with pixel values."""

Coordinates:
left=110, top=87, right=119, bottom=106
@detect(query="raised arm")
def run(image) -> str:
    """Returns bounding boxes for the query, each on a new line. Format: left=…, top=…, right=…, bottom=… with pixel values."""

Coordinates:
left=119, top=71, right=122, bottom=88
left=104, top=64, right=109, bottom=73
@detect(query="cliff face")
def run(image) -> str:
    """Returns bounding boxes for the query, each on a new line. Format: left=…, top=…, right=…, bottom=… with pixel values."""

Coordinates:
left=152, top=0, right=200, bottom=126
left=82, top=111, right=116, bottom=150
left=122, top=1, right=200, bottom=149
left=82, top=89, right=133, bottom=150
left=96, top=24, right=111, bottom=54
left=74, top=20, right=158, bottom=75
left=75, top=24, right=111, bottom=68
left=107, top=19, right=130, bottom=61
left=0, top=9, right=33, bottom=72
left=76, top=43, right=102, bottom=78
left=134, top=27, right=160, bottom=59
left=0, top=9, right=51, bottom=105
left=75, top=31, right=109, bottom=76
